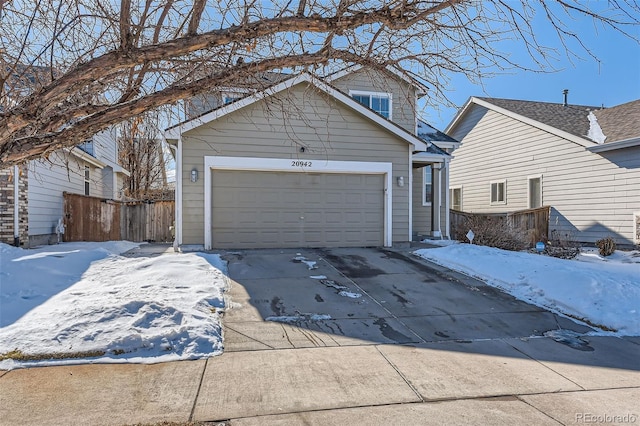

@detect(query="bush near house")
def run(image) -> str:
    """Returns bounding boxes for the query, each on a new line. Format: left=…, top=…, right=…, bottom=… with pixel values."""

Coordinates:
left=595, top=237, right=616, bottom=256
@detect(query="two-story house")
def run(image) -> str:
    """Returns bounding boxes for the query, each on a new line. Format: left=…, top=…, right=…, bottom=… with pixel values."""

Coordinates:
left=0, top=127, right=130, bottom=247
left=165, top=66, right=455, bottom=249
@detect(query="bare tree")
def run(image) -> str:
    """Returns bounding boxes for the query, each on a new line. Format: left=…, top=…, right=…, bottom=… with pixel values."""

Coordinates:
left=117, top=113, right=169, bottom=200
left=0, top=0, right=638, bottom=168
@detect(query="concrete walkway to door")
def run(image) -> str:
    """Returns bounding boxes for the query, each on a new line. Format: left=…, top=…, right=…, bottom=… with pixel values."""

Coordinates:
left=1, top=246, right=638, bottom=425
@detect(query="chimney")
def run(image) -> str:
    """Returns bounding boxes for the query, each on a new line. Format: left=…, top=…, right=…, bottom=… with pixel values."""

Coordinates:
left=562, top=89, right=569, bottom=107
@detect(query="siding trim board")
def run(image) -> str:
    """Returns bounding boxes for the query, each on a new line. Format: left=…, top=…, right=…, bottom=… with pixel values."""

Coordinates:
left=203, top=156, right=393, bottom=249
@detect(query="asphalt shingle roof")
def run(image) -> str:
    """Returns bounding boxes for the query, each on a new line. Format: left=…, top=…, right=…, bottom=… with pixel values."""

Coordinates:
left=593, top=99, right=640, bottom=143
left=478, top=97, right=640, bottom=144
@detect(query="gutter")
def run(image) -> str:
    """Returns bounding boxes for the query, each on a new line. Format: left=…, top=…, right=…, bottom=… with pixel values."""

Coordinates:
left=586, top=136, right=640, bottom=153
left=68, top=147, right=107, bottom=168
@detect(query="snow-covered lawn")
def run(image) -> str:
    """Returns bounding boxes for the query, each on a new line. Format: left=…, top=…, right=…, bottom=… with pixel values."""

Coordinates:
left=415, top=243, right=640, bottom=336
left=0, top=242, right=228, bottom=370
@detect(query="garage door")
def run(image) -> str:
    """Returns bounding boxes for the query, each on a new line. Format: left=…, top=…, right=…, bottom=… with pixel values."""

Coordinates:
left=211, top=170, right=384, bottom=248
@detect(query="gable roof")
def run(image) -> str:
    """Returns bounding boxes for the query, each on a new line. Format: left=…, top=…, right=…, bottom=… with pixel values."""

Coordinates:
left=477, top=97, right=600, bottom=142
left=165, top=72, right=430, bottom=152
left=323, top=64, right=429, bottom=97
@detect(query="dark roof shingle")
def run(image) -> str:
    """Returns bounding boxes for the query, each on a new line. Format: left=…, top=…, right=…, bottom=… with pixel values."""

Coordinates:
left=478, top=97, right=640, bottom=144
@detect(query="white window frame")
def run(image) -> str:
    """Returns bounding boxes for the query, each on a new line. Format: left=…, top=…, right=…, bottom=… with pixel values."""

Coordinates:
left=349, top=90, right=392, bottom=120
left=490, top=179, right=507, bottom=205
left=422, top=165, right=433, bottom=206
left=450, top=185, right=462, bottom=211
left=527, top=174, right=543, bottom=209
left=84, top=165, right=90, bottom=196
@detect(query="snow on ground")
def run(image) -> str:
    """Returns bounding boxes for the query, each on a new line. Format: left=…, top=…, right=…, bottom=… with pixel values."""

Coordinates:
left=414, top=244, right=640, bottom=336
left=0, top=242, right=228, bottom=370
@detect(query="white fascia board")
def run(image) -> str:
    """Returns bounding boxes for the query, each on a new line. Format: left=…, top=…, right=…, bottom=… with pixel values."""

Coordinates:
left=452, top=97, right=596, bottom=148
left=412, top=152, right=447, bottom=163
left=203, top=156, right=393, bottom=249
left=587, top=136, right=640, bottom=152
left=166, top=72, right=428, bottom=152
left=70, top=147, right=106, bottom=168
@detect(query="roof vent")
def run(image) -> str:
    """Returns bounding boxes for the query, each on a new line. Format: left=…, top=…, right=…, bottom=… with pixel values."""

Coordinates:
left=562, top=89, right=569, bottom=107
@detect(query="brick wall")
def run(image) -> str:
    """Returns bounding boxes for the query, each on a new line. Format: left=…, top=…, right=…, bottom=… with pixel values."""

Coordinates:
left=0, top=165, right=28, bottom=246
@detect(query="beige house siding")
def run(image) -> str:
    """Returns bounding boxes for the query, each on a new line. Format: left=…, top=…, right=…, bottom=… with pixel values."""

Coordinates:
left=449, top=104, right=640, bottom=245
left=180, top=82, right=411, bottom=245
left=412, top=165, right=448, bottom=238
left=330, top=68, right=417, bottom=134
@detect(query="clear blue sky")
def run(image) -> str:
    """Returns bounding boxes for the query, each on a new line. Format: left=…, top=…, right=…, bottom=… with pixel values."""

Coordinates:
left=422, top=11, right=640, bottom=131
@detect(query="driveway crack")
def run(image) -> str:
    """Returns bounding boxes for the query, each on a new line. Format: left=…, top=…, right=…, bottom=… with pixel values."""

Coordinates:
left=374, top=345, right=423, bottom=402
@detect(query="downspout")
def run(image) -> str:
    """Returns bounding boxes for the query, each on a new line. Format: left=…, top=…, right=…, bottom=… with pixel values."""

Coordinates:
left=436, top=163, right=443, bottom=239
left=444, top=159, right=450, bottom=239
left=13, top=165, right=20, bottom=246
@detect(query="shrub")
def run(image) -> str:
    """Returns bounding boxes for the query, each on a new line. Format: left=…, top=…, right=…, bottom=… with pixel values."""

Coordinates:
left=453, top=214, right=528, bottom=251
left=595, top=236, right=616, bottom=256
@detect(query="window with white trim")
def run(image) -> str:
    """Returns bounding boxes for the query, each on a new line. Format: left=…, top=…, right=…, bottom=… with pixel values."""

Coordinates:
left=423, top=165, right=433, bottom=206
left=450, top=186, right=462, bottom=211
left=84, top=165, right=90, bottom=196
left=490, top=179, right=506, bottom=204
left=350, top=91, right=392, bottom=119
left=528, top=175, right=542, bottom=208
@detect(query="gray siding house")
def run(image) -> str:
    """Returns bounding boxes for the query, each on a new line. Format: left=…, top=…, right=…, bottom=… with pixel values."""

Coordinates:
left=0, top=128, right=129, bottom=247
left=446, top=97, right=640, bottom=246
left=166, top=67, right=453, bottom=249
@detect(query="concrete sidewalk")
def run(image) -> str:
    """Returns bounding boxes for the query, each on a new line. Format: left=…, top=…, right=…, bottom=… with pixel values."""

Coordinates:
left=1, top=340, right=639, bottom=425
left=1, top=246, right=639, bottom=425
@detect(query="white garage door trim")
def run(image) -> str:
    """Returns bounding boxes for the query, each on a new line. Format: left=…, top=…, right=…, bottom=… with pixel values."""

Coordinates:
left=203, top=156, right=393, bottom=249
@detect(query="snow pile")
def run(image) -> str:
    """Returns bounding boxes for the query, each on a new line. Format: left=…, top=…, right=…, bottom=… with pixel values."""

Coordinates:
left=587, top=111, right=606, bottom=144
left=414, top=244, right=640, bottom=335
left=0, top=242, right=228, bottom=369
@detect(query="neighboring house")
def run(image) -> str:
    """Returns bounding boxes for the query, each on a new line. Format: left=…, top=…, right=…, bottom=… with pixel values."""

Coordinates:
left=1, top=64, right=131, bottom=247
left=446, top=96, right=640, bottom=246
left=0, top=127, right=130, bottom=247
left=165, top=66, right=454, bottom=249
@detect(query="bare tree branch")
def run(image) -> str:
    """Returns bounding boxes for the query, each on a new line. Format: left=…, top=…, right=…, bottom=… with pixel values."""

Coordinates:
left=0, top=0, right=638, bottom=167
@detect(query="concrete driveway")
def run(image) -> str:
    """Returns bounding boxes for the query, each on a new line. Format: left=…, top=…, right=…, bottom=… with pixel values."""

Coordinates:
left=223, top=246, right=591, bottom=349
left=1, top=245, right=638, bottom=425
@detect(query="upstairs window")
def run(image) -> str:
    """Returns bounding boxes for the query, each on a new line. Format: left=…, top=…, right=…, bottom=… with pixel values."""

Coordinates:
left=490, top=179, right=506, bottom=205
left=350, top=91, right=392, bottom=119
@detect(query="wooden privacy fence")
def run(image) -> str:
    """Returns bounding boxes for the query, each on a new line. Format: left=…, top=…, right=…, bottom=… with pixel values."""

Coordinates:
left=64, top=192, right=175, bottom=243
left=450, top=206, right=550, bottom=246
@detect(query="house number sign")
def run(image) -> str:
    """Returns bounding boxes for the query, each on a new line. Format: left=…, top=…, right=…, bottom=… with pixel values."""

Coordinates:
left=291, top=160, right=312, bottom=167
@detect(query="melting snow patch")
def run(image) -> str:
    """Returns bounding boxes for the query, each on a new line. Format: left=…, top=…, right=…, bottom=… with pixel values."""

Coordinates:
left=319, top=279, right=347, bottom=291
left=544, top=329, right=594, bottom=351
left=266, top=314, right=332, bottom=323
left=338, top=291, right=362, bottom=299
left=310, top=275, right=327, bottom=279
left=587, top=111, right=606, bottom=144
left=293, top=256, right=318, bottom=270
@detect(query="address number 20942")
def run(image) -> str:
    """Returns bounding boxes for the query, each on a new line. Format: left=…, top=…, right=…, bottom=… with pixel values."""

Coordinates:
left=291, top=160, right=312, bottom=167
